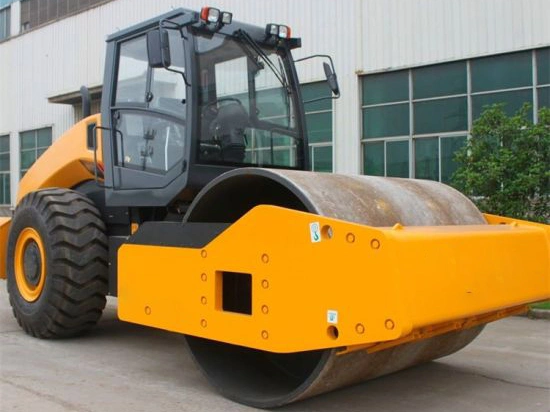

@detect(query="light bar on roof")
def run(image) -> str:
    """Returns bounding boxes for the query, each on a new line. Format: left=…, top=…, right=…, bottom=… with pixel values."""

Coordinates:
left=200, top=6, right=232, bottom=25
left=265, top=23, right=291, bottom=39
left=221, top=11, right=233, bottom=25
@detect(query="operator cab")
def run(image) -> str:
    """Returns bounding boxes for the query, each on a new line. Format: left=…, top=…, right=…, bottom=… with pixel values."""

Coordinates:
left=100, top=7, right=339, bottom=208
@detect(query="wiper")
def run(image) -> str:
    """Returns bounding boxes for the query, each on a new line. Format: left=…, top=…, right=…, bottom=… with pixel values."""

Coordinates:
left=278, top=57, right=290, bottom=94
left=237, top=38, right=264, bottom=73
left=234, top=29, right=289, bottom=91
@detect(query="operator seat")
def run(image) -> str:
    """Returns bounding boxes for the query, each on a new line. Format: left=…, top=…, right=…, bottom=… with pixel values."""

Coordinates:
left=203, top=101, right=249, bottom=163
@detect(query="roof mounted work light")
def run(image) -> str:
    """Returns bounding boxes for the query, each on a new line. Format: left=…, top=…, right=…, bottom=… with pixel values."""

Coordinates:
left=265, top=23, right=292, bottom=39
left=221, top=11, right=232, bottom=24
left=200, top=7, right=232, bottom=25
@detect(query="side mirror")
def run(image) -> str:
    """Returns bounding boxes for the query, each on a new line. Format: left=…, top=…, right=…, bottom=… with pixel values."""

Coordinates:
left=323, top=62, right=340, bottom=96
left=294, top=54, right=341, bottom=104
left=147, top=29, right=171, bottom=68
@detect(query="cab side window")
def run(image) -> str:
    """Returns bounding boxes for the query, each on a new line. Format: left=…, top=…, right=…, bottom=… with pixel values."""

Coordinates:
left=150, top=30, right=187, bottom=117
left=116, top=36, right=149, bottom=104
left=116, top=112, right=186, bottom=173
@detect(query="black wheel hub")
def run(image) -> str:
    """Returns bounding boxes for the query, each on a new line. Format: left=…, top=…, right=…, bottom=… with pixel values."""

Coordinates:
left=23, top=241, right=42, bottom=287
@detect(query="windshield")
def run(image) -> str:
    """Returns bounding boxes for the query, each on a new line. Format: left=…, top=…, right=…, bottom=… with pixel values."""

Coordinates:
left=194, top=31, right=302, bottom=168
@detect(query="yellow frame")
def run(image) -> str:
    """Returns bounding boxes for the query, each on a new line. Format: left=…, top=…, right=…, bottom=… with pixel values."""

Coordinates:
left=0, top=116, right=102, bottom=279
left=118, top=206, right=550, bottom=353
left=17, top=115, right=102, bottom=203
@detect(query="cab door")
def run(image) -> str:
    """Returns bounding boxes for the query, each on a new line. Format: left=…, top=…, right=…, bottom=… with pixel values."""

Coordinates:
left=102, top=27, right=190, bottom=205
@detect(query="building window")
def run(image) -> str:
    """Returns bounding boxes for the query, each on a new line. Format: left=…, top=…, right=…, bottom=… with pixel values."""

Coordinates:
left=0, top=6, right=10, bottom=41
left=302, top=82, right=333, bottom=172
left=20, top=128, right=52, bottom=177
left=0, top=135, right=10, bottom=205
left=537, top=48, right=550, bottom=110
left=19, top=0, right=109, bottom=32
left=361, top=47, right=549, bottom=183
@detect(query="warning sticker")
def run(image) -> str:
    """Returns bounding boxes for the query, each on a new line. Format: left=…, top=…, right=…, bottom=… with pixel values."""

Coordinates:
left=310, top=222, right=321, bottom=243
left=327, top=310, right=338, bottom=324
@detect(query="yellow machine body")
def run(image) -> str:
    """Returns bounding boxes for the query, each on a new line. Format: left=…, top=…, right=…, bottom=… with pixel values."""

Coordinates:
left=0, top=217, right=10, bottom=279
left=0, top=115, right=101, bottom=279
left=4, top=8, right=548, bottom=407
left=17, top=115, right=102, bottom=203
left=118, top=205, right=550, bottom=353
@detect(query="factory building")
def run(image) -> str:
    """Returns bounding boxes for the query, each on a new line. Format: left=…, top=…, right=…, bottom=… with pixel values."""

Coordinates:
left=0, top=0, right=548, bottom=213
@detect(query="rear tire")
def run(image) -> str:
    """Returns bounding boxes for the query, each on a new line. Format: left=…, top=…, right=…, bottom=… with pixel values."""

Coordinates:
left=6, top=188, right=108, bottom=338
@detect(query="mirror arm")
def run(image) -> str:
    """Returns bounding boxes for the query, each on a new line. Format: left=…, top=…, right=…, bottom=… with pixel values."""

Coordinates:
left=295, top=54, right=340, bottom=100
left=156, top=17, right=196, bottom=87
left=302, top=94, right=340, bottom=105
left=158, top=13, right=199, bottom=32
left=165, top=65, right=191, bottom=87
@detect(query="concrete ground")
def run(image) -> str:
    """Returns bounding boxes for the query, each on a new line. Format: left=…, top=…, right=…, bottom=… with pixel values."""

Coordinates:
left=0, top=283, right=549, bottom=412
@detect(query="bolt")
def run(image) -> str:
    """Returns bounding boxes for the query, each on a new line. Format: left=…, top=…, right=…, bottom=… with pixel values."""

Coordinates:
left=261, top=279, right=269, bottom=289
left=201, top=319, right=207, bottom=328
left=370, top=239, right=381, bottom=249
left=261, top=330, right=269, bottom=339
left=322, top=225, right=333, bottom=239
left=201, top=249, right=207, bottom=258
left=201, top=273, right=207, bottom=282
left=385, top=319, right=395, bottom=330
left=144, top=306, right=151, bottom=315
left=327, top=325, right=339, bottom=340
left=261, top=253, right=269, bottom=263
left=355, top=323, right=365, bottom=334
left=201, top=296, right=207, bottom=305
left=261, top=305, right=269, bottom=314
left=346, top=233, right=355, bottom=243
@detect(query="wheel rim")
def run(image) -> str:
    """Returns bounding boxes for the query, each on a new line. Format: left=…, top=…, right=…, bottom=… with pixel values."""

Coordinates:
left=14, top=227, right=46, bottom=302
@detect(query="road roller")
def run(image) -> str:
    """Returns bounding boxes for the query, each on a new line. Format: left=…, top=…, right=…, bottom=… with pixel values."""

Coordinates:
left=1, top=7, right=549, bottom=408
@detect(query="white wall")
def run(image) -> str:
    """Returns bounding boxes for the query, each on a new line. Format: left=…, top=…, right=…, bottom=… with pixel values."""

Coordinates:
left=361, top=0, right=550, bottom=73
left=1, top=0, right=549, bottom=205
left=9, top=0, right=19, bottom=36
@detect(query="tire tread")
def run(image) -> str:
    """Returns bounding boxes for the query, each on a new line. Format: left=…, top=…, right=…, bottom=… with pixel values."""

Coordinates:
left=7, top=188, right=109, bottom=339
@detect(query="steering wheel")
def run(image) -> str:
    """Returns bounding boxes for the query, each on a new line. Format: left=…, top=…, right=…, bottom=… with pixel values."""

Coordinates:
left=204, top=97, right=243, bottom=116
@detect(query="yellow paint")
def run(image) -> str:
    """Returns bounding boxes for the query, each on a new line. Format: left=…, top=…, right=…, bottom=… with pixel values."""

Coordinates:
left=338, top=304, right=527, bottom=356
left=17, top=115, right=103, bottom=204
left=483, top=213, right=548, bottom=228
left=118, top=206, right=550, bottom=353
left=0, top=217, right=11, bottom=279
left=14, top=227, right=46, bottom=302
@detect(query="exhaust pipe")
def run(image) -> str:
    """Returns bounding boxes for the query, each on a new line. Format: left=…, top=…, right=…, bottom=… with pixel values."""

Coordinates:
left=80, top=85, right=91, bottom=118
